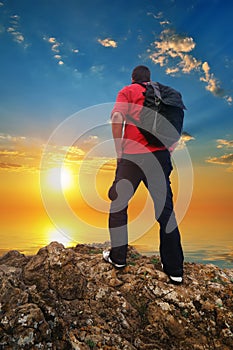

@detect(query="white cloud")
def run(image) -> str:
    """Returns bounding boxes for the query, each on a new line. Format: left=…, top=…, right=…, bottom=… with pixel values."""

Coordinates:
left=147, top=11, right=163, bottom=19
left=159, top=32, right=195, bottom=52
left=149, top=29, right=199, bottom=73
left=160, top=20, right=170, bottom=26
left=64, top=146, right=85, bottom=157
left=90, top=65, right=104, bottom=74
left=0, top=134, right=26, bottom=142
left=11, top=14, right=19, bottom=19
left=51, top=43, right=60, bottom=53
left=200, top=62, right=225, bottom=97
left=150, top=53, right=167, bottom=67
left=165, top=67, right=179, bottom=75
left=15, top=33, right=24, bottom=43
left=44, top=37, right=83, bottom=72
left=44, top=36, right=65, bottom=66
left=225, top=96, right=232, bottom=104
left=7, top=15, right=25, bottom=45
left=83, top=135, right=99, bottom=145
left=179, top=54, right=201, bottom=73
left=0, top=2, right=4, bottom=6
left=149, top=27, right=232, bottom=103
left=97, top=38, right=117, bottom=48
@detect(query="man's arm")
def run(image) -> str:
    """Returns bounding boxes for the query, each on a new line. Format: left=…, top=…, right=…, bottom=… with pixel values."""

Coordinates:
left=111, top=111, right=124, bottom=160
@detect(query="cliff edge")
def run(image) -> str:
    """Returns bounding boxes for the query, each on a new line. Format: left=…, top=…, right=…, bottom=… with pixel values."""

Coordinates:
left=0, top=242, right=233, bottom=349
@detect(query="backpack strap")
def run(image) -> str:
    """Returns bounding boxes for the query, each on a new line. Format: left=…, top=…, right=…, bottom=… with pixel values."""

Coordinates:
left=133, top=81, right=162, bottom=104
left=126, top=81, right=160, bottom=125
left=125, top=81, right=147, bottom=126
left=125, top=113, right=140, bottom=127
left=125, top=82, right=147, bottom=126
left=150, top=82, right=162, bottom=101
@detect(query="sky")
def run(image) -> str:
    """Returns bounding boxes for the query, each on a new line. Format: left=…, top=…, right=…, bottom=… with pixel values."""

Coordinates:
left=0, top=0, right=233, bottom=265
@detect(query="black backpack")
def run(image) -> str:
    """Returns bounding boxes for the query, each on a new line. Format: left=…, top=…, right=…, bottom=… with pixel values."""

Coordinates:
left=127, top=82, right=186, bottom=148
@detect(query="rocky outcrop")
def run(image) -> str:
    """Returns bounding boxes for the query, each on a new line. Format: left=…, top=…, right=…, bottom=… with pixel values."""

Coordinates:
left=0, top=242, right=233, bottom=349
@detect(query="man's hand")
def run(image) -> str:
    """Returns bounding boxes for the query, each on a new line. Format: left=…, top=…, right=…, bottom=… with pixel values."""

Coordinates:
left=111, top=112, right=124, bottom=161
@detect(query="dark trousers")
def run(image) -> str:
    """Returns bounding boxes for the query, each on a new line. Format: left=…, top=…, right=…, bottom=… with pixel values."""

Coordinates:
left=108, top=150, right=184, bottom=277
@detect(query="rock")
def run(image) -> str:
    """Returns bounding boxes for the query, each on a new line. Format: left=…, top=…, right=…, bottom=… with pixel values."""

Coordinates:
left=0, top=241, right=232, bottom=349
left=0, top=250, right=29, bottom=268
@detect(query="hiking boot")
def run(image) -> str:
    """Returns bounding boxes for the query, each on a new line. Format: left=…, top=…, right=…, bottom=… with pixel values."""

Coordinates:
left=161, top=263, right=183, bottom=284
left=103, top=250, right=126, bottom=268
left=169, top=276, right=183, bottom=285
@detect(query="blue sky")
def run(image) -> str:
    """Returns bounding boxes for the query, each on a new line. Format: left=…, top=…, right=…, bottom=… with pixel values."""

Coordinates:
left=0, top=0, right=232, bottom=166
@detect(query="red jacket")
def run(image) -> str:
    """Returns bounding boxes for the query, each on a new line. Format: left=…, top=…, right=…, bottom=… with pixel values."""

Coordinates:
left=111, top=83, right=166, bottom=154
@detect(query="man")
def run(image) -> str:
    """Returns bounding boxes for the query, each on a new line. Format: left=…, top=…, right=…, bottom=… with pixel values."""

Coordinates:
left=103, top=65, right=184, bottom=284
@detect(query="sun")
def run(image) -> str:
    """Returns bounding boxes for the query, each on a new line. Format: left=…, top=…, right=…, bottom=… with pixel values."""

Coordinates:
left=47, top=227, right=75, bottom=247
left=46, top=166, right=74, bottom=191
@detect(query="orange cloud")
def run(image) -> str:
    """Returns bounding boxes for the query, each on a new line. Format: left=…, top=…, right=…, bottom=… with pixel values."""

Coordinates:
left=0, top=134, right=50, bottom=172
left=97, top=38, right=117, bottom=48
left=0, top=133, right=115, bottom=176
left=206, top=139, right=233, bottom=171
left=175, top=132, right=195, bottom=150
left=216, top=139, right=233, bottom=149
left=206, top=154, right=233, bottom=165
left=0, top=162, right=22, bottom=170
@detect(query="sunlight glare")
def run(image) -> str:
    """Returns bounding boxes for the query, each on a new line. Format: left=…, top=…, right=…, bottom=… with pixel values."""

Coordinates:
left=47, top=228, right=75, bottom=247
left=46, top=166, right=74, bottom=191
